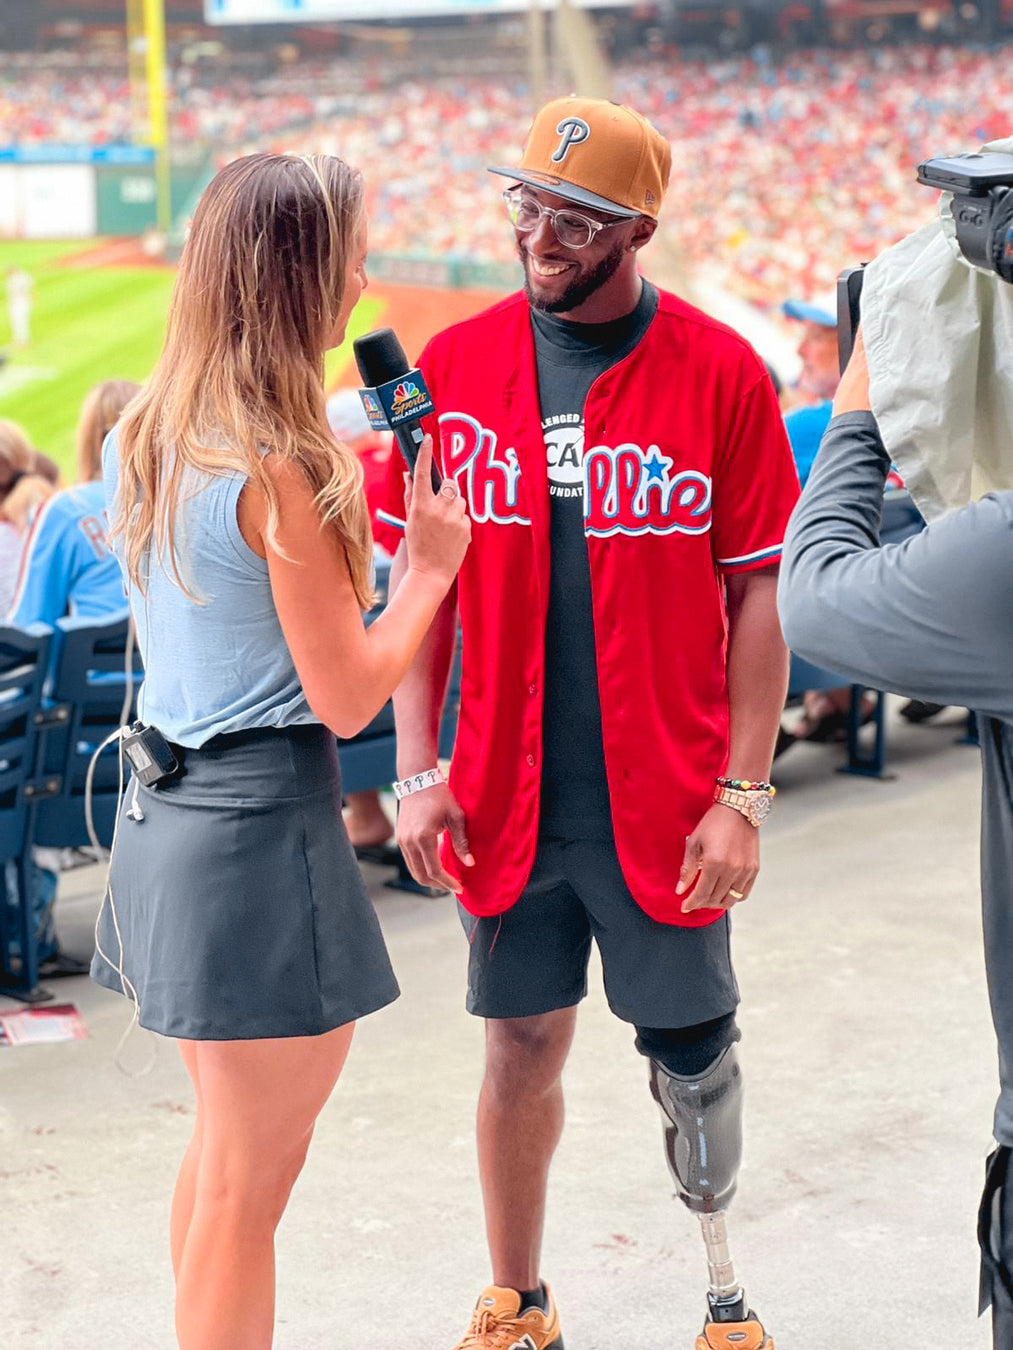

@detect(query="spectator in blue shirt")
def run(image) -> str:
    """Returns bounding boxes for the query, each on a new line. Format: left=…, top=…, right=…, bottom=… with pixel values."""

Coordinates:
left=9, top=380, right=138, bottom=628
left=0, top=419, right=56, bottom=614
left=781, top=296, right=839, bottom=487
left=777, top=298, right=861, bottom=751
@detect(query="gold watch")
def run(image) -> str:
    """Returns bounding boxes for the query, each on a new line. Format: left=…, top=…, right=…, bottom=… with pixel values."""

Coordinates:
left=713, top=779, right=776, bottom=828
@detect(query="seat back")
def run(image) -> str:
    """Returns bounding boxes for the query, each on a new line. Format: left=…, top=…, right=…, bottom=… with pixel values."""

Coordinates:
left=787, top=653, right=852, bottom=700
left=32, top=611, right=143, bottom=850
left=0, top=625, right=54, bottom=992
left=0, top=625, right=52, bottom=858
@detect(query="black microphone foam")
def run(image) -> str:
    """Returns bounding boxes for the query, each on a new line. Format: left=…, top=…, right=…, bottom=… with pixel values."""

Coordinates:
left=353, top=328, right=410, bottom=389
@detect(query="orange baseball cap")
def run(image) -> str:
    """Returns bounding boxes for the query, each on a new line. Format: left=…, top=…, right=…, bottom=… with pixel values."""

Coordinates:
left=489, top=95, right=672, bottom=220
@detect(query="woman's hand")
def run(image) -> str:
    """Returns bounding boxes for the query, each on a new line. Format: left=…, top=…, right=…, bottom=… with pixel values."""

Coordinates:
left=832, top=327, right=872, bottom=417
left=404, top=436, right=471, bottom=586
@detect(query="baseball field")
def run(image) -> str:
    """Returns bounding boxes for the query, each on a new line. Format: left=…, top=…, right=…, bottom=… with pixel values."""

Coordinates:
left=0, top=239, right=502, bottom=476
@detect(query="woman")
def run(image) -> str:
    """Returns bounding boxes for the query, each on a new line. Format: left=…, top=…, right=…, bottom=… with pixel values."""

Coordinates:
left=8, top=379, right=139, bottom=627
left=78, top=380, right=141, bottom=484
left=0, top=419, right=56, bottom=614
left=91, top=152, right=470, bottom=1350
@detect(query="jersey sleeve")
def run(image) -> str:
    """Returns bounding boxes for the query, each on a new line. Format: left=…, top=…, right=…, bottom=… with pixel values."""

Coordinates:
left=8, top=497, right=72, bottom=627
left=710, top=371, right=801, bottom=574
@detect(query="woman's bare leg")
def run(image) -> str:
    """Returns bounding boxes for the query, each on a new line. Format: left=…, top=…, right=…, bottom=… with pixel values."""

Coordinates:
left=175, top=1023, right=355, bottom=1350
left=171, top=1039, right=204, bottom=1280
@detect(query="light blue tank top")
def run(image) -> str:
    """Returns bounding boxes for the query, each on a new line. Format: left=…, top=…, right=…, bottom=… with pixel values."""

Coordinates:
left=103, top=431, right=316, bottom=748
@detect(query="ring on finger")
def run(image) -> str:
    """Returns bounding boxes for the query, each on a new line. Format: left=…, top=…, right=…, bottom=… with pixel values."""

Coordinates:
left=439, top=481, right=458, bottom=499
left=729, top=888, right=745, bottom=900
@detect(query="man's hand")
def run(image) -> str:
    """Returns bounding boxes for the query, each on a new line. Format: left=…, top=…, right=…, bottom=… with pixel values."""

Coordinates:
left=676, top=804, right=760, bottom=914
left=397, top=783, right=474, bottom=894
left=832, top=326, right=872, bottom=417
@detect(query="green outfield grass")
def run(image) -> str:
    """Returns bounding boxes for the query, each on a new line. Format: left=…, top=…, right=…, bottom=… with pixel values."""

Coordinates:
left=0, top=240, right=385, bottom=476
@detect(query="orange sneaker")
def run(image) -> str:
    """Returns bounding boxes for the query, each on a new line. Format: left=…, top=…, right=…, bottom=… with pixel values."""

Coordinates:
left=453, top=1283, right=564, bottom=1349
left=695, top=1310, right=774, bottom=1349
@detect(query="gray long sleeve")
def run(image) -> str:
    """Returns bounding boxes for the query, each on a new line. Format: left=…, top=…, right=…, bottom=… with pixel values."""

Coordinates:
left=778, top=410, right=1013, bottom=725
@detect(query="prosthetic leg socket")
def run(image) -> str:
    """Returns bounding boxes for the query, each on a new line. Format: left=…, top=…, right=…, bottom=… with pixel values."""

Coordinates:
left=650, top=1044, right=746, bottom=1311
left=649, top=1042, right=743, bottom=1215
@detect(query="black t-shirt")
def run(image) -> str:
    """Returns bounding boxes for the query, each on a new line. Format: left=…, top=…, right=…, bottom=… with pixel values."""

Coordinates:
left=531, top=280, right=659, bottom=839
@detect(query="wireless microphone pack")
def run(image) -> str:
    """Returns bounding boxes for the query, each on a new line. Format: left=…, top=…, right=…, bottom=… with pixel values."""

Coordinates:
left=354, top=328, right=441, bottom=489
left=121, top=721, right=179, bottom=788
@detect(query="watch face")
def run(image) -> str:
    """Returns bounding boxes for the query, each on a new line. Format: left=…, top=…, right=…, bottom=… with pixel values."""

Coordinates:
left=748, top=794, right=773, bottom=827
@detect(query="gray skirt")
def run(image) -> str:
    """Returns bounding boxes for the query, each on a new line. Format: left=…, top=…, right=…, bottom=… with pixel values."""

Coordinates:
left=90, top=724, right=400, bottom=1040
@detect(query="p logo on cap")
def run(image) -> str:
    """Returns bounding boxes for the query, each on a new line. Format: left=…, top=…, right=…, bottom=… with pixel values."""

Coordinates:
left=488, top=96, right=672, bottom=221
left=552, top=117, right=591, bottom=163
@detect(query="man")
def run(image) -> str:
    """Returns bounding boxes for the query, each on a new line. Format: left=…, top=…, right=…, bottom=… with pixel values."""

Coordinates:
left=778, top=330, right=1013, bottom=1348
left=780, top=296, right=839, bottom=485
left=6, top=267, right=33, bottom=350
left=775, top=296, right=852, bottom=752
left=777, top=299, right=940, bottom=751
left=380, top=98, right=799, bottom=1350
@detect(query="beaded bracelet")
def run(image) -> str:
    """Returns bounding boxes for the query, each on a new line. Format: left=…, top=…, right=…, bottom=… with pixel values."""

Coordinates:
left=716, top=776, right=776, bottom=795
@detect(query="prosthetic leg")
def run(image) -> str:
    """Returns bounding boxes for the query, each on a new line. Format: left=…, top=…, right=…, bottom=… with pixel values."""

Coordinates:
left=649, top=1045, right=774, bottom=1350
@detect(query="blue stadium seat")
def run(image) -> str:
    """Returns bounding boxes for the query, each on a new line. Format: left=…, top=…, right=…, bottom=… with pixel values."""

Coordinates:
left=0, top=624, right=55, bottom=1002
left=31, top=611, right=141, bottom=852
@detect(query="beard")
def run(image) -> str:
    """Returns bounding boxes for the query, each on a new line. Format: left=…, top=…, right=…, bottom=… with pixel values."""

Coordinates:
left=520, top=237, right=628, bottom=314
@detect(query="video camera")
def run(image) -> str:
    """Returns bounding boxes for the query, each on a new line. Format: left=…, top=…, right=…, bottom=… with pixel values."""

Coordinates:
left=838, top=151, right=1013, bottom=372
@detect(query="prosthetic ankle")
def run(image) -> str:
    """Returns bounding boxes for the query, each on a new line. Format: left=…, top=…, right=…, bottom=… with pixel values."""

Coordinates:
left=649, top=1044, right=749, bottom=1322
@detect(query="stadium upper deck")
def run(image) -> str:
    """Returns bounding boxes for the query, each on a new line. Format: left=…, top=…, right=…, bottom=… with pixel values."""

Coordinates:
left=1, top=35, right=1010, bottom=308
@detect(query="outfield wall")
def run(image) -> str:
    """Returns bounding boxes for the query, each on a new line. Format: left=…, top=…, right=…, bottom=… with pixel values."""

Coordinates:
left=0, top=148, right=211, bottom=240
left=367, top=253, right=520, bottom=292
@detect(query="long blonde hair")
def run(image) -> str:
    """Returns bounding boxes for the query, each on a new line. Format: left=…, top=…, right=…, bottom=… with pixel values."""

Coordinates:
left=114, top=152, right=373, bottom=608
left=77, top=379, right=141, bottom=483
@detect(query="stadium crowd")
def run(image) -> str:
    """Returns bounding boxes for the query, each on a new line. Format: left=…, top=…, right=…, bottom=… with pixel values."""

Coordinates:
left=2, top=41, right=1009, bottom=307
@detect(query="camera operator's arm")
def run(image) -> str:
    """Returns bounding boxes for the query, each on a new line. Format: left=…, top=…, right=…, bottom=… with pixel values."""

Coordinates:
left=778, top=386, right=1013, bottom=723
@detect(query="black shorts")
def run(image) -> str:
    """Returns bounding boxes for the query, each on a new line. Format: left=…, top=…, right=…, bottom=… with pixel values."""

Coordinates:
left=460, top=836, right=739, bottom=1027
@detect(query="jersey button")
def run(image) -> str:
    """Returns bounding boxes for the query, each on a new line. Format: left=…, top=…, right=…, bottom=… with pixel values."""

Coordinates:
left=528, top=684, right=537, bottom=696
left=526, top=754, right=535, bottom=767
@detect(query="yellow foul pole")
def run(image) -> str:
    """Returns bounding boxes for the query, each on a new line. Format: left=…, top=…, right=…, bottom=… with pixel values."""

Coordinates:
left=133, top=0, right=171, bottom=235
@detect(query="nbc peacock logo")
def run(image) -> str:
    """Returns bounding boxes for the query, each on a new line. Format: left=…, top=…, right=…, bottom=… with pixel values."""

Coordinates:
left=392, top=380, right=420, bottom=410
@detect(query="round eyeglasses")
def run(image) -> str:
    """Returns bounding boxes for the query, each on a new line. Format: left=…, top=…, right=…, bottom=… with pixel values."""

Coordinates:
left=503, top=188, right=625, bottom=251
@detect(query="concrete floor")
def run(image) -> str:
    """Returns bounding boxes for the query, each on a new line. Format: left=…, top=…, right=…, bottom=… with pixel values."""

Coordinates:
left=0, top=705, right=999, bottom=1349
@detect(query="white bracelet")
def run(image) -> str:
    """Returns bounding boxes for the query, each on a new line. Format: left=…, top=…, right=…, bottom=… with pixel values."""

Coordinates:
left=392, top=767, right=446, bottom=800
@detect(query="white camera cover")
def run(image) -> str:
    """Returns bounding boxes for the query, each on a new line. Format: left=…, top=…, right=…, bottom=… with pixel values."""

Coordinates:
left=862, top=136, right=1013, bottom=522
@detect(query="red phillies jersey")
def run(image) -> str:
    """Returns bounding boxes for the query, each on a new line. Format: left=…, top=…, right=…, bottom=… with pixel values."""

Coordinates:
left=379, top=288, right=799, bottom=926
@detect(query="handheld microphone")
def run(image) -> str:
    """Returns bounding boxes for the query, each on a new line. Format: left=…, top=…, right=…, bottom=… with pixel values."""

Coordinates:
left=354, top=328, right=441, bottom=489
